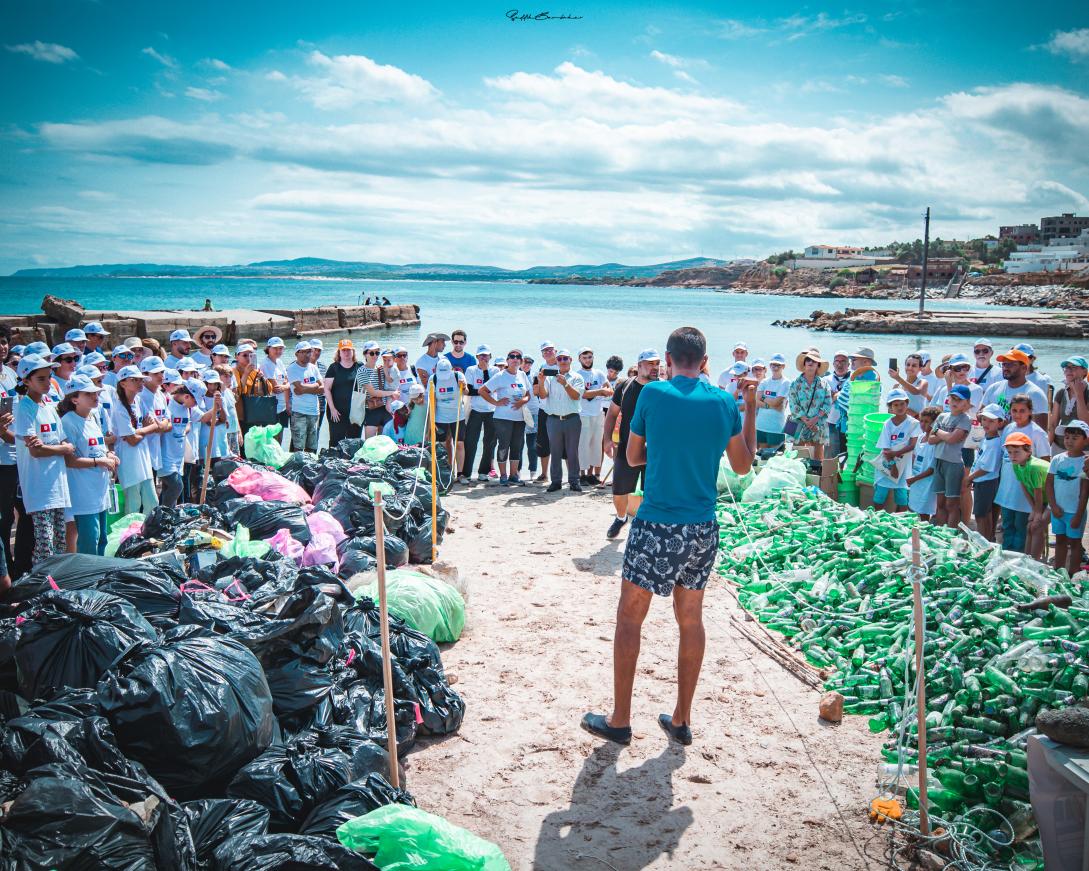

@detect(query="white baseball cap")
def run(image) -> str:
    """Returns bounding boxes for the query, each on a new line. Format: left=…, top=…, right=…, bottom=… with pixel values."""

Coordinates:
left=1066, top=420, right=1089, bottom=436
left=436, top=358, right=453, bottom=372
left=83, top=321, right=109, bottom=336
left=389, top=399, right=406, bottom=412
left=162, top=369, right=183, bottom=386
left=139, top=356, right=166, bottom=374
left=200, top=368, right=222, bottom=384
left=539, top=340, right=555, bottom=351
left=211, top=344, right=230, bottom=356
left=16, top=355, right=59, bottom=380
left=176, top=357, right=202, bottom=372
left=769, top=353, right=786, bottom=365
left=727, top=361, right=749, bottom=376
left=886, top=388, right=910, bottom=403
left=409, top=383, right=426, bottom=397
left=77, top=364, right=104, bottom=381
left=115, top=365, right=147, bottom=381
left=973, top=338, right=993, bottom=350
left=475, top=344, right=492, bottom=356
left=733, top=342, right=748, bottom=351
left=578, top=346, right=594, bottom=355
left=65, top=328, right=87, bottom=343
left=294, top=340, right=312, bottom=354
left=82, top=351, right=107, bottom=367
left=309, top=338, right=324, bottom=349
left=63, top=374, right=103, bottom=395
left=266, top=336, right=285, bottom=348
left=51, top=343, right=77, bottom=358
left=978, top=403, right=1008, bottom=421
left=169, top=329, right=196, bottom=345
left=637, top=348, right=661, bottom=363
left=361, top=340, right=380, bottom=352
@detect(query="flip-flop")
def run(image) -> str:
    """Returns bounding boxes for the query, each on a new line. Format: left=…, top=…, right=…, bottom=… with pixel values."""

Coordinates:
left=658, top=714, right=693, bottom=746
left=580, top=712, right=632, bottom=745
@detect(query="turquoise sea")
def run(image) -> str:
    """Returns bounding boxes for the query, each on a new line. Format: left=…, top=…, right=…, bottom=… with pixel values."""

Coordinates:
left=0, top=276, right=1071, bottom=381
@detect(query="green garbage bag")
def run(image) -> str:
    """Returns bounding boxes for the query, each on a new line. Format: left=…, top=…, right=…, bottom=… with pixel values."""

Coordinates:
left=337, top=805, right=510, bottom=871
left=104, top=512, right=146, bottom=557
left=368, top=481, right=395, bottom=498
left=742, top=452, right=808, bottom=502
left=354, top=569, right=465, bottom=642
left=244, top=424, right=291, bottom=469
left=716, top=454, right=754, bottom=500
left=354, top=435, right=398, bottom=464
left=219, top=524, right=270, bottom=560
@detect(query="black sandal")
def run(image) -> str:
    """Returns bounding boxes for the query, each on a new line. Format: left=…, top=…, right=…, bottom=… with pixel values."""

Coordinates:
left=580, top=712, right=632, bottom=745
left=658, top=714, right=693, bottom=746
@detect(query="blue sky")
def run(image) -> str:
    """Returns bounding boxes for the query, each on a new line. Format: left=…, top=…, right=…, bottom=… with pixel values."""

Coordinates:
left=2, top=1, right=1087, bottom=272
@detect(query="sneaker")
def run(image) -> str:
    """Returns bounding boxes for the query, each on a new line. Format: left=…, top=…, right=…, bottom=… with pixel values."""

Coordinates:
left=534, top=474, right=548, bottom=483
left=456, top=475, right=470, bottom=485
left=606, top=517, right=628, bottom=539
left=499, top=476, right=509, bottom=486
left=570, top=483, right=583, bottom=492
left=579, top=473, right=590, bottom=484
left=546, top=483, right=562, bottom=493
left=586, top=473, right=601, bottom=485
left=488, top=469, right=498, bottom=479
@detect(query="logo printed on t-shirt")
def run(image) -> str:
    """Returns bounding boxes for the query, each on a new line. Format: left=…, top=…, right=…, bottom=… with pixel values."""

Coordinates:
left=87, top=437, right=100, bottom=446
left=39, top=422, right=57, bottom=433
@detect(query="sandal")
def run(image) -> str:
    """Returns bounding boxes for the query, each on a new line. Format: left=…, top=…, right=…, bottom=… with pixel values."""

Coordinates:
left=580, top=712, right=632, bottom=745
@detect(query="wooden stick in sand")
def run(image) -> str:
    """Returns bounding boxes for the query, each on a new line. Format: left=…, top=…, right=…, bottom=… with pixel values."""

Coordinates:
left=198, top=396, right=220, bottom=505
left=911, top=527, right=930, bottom=836
left=373, top=489, right=401, bottom=789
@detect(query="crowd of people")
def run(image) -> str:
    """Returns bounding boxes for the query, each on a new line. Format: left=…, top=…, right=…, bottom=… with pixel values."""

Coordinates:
left=0, top=318, right=1085, bottom=588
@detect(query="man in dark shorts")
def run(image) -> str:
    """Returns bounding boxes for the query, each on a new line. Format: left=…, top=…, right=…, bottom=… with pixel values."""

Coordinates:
left=582, top=327, right=756, bottom=746
left=533, top=341, right=560, bottom=483
left=602, top=348, right=660, bottom=539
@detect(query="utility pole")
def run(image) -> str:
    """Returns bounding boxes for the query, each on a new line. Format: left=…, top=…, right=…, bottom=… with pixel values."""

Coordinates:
left=918, top=207, right=931, bottom=316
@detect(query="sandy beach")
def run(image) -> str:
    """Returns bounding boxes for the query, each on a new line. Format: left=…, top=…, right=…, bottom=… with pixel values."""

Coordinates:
left=403, top=480, right=888, bottom=871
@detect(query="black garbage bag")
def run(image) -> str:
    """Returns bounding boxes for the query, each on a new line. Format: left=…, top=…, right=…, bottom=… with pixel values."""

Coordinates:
left=115, top=533, right=157, bottom=559
left=0, top=618, right=21, bottom=695
left=299, top=773, right=415, bottom=838
left=2, top=689, right=105, bottom=773
left=223, top=500, right=312, bottom=545
left=177, top=592, right=277, bottom=637
left=336, top=538, right=378, bottom=578
left=196, top=555, right=299, bottom=603
left=208, top=478, right=245, bottom=507
left=293, top=565, right=354, bottom=603
left=410, top=659, right=466, bottom=736
left=402, top=517, right=436, bottom=564
left=226, top=726, right=390, bottom=831
left=213, top=457, right=247, bottom=481
left=184, top=798, right=271, bottom=866
left=342, top=597, right=444, bottom=672
left=98, top=625, right=276, bottom=800
left=99, top=563, right=186, bottom=629
left=231, top=587, right=343, bottom=718
left=344, top=534, right=409, bottom=569
left=1, top=762, right=163, bottom=869
left=142, top=504, right=227, bottom=541
left=212, top=832, right=379, bottom=870
left=4, top=553, right=140, bottom=605
left=324, top=476, right=373, bottom=533
left=328, top=436, right=365, bottom=460
left=278, top=453, right=329, bottom=496
left=14, top=590, right=157, bottom=701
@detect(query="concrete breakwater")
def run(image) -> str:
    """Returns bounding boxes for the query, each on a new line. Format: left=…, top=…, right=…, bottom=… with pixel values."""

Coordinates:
left=773, top=307, right=1089, bottom=338
left=0, top=295, right=421, bottom=346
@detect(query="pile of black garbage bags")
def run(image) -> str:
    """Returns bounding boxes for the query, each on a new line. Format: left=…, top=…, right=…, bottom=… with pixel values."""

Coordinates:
left=0, top=440, right=464, bottom=869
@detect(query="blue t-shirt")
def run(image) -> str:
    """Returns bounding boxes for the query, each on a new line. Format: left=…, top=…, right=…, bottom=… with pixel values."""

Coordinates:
left=60, top=411, right=110, bottom=515
left=628, top=376, right=742, bottom=524
left=445, top=351, right=473, bottom=374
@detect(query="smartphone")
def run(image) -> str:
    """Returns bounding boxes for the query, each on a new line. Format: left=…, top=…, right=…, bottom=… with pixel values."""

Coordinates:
left=889, top=357, right=898, bottom=372
left=0, top=395, right=12, bottom=417
left=541, top=367, right=559, bottom=377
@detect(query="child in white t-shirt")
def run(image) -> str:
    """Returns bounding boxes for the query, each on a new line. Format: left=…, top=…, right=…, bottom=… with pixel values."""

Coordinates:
left=906, top=405, right=939, bottom=519
left=1046, top=420, right=1089, bottom=576
left=873, top=389, right=920, bottom=512
left=966, top=404, right=1006, bottom=542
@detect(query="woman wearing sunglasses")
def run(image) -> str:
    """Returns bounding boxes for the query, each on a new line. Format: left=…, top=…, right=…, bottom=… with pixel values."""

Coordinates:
left=480, top=349, right=532, bottom=485
left=104, top=344, right=136, bottom=388
left=353, top=341, right=399, bottom=438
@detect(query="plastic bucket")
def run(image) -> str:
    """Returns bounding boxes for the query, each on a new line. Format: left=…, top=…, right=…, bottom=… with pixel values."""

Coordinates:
left=838, top=484, right=859, bottom=506
left=849, top=379, right=881, bottom=393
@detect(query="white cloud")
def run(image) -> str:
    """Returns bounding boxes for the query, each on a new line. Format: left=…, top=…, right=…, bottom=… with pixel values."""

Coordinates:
left=879, top=74, right=909, bottom=88
left=284, top=51, right=439, bottom=109
left=141, top=46, right=177, bottom=68
left=185, top=86, right=223, bottom=102
left=1044, top=28, right=1089, bottom=61
left=714, top=19, right=765, bottom=39
left=265, top=70, right=288, bottom=82
left=6, top=41, right=78, bottom=64
left=203, top=58, right=232, bottom=71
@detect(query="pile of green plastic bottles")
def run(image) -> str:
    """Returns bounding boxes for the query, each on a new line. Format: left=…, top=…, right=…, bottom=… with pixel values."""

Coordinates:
left=716, top=489, right=1088, bottom=869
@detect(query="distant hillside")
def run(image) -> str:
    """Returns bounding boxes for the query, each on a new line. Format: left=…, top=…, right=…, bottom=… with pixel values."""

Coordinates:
left=11, top=256, right=733, bottom=281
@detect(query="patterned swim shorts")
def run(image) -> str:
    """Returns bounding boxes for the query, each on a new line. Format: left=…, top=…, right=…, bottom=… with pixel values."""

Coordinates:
left=621, top=517, right=719, bottom=597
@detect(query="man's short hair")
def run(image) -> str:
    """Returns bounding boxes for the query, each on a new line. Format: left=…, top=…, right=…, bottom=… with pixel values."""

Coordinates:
left=666, top=326, right=706, bottom=368
left=0, top=325, right=11, bottom=343
left=605, top=355, right=623, bottom=372
left=451, top=329, right=467, bottom=341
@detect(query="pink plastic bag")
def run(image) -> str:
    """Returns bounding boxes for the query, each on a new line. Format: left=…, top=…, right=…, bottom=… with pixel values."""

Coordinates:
left=227, top=466, right=311, bottom=505
left=306, top=511, right=346, bottom=545
left=302, top=531, right=339, bottom=570
left=118, top=521, right=144, bottom=544
left=264, top=528, right=304, bottom=563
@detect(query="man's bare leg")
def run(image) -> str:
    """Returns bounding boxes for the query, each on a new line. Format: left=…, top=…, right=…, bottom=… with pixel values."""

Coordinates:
left=671, top=585, right=706, bottom=726
left=608, top=580, right=653, bottom=728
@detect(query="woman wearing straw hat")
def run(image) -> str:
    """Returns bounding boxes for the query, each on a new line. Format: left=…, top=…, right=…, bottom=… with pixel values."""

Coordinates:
left=786, top=348, right=832, bottom=459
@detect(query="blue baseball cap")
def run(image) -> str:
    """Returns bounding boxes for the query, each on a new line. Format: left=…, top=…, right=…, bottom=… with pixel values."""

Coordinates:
left=946, top=353, right=971, bottom=368
left=65, top=328, right=87, bottom=343
left=63, top=374, right=103, bottom=396
left=1062, top=355, right=1089, bottom=370
left=293, top=340, right=312, bottom=354
left=111, top=344, right=135, bottom=357
left=727, top=361, right=750, bottom=376
left=181, top=378, right=207, bottom=402
left=83, top=321, right=109, bottom=336
left=115, top=365, right=147, bottom=381
left=25, top=341, right=49, bottom=357
left=139, top=356, right=166, bottom=374
left=176, top=357, right=201, bottom=373
left=51, top=343, right=78, bottom=358
left=474, top=344, right=491, bottom=356
left=9, top=344, right=25, bottom=357
left=211, top=344, right=230, bottom=356
left=637, top=348, right=661, bottom=363
left=200, top=368, right=222, bottom=384
left=749, top=359, right=767, bottom=369
left=162, top=369, right=183, bottom=386
left=77, top=364, right=104, bottom=381
left=949, top=384, right=972, bottom=401
left=1014, top=342, right=1036, bottom=358
left=769, top=353, right=786, bottom=365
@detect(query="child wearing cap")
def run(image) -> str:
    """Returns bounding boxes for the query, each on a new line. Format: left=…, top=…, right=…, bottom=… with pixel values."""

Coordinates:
left=873, top=389, right=920, bottom=513
left=14, top=357, right=74, bottom=563
left=927, top=385, right=973, bottom=529
left=59, top=376, right=119, bottom=554
left=160, top=383, right=197, bottom=508
left=966, top=404, right=1007, bottom=542
left=995, top=395, right=1052, bottom=554
left=907, top=406, right=940, bottom=520
left=139, top=359, right=172, bottom=480
left=112, top=367, right=160, bottom=517
left=383, top=400, right=410, bottom=444
left=1007, top=432, right=1050, bottom=559
left=198, top=373, right=231, bottom=464
left=1046, top=420, right=1089, bottom=574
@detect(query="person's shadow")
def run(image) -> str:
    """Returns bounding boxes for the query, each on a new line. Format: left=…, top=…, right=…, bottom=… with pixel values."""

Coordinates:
left=532, top=740, right=693, bottom=870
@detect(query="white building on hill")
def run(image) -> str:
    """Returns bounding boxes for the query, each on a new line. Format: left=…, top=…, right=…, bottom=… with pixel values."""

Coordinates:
left=1004, top=230, right=1089, bottom=274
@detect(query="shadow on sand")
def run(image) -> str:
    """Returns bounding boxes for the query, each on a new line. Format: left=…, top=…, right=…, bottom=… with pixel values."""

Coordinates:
left=532, top=740, right=693, bottom=870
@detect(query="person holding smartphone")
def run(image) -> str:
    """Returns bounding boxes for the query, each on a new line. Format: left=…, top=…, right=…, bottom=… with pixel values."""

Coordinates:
left=536, top=349, right=586, bottom=493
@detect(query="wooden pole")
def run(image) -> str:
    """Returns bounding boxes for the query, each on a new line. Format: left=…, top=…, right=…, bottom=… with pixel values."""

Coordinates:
left=911, top=527, right=930, bottom=836
left=429, top=382, right=438, bottom=562
left=198, top=396, right=220, bottom=505
left=373, top=490, right=400, bottom=789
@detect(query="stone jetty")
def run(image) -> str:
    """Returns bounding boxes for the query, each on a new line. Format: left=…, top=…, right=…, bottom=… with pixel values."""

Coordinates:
left=773, top=307, right=1089, bottom=339
left=0, top=295, right=421, bottom=346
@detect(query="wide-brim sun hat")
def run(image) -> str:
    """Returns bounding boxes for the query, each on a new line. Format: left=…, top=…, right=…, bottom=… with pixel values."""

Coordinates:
left=195, top=325, right=224, bottom=344
left=795, top=348, right=829, bottom=376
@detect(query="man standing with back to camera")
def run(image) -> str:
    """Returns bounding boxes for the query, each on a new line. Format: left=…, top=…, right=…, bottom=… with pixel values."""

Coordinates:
left=582, top=327, right=756, bottom=746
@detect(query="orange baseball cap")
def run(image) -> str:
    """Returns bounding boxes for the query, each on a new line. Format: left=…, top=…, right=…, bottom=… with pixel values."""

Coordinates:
left=337, top=339, right=354, bottom=351
left=996, top=349, right=1030, bottom=366
left=1004, top=432, right=1032, bottom=448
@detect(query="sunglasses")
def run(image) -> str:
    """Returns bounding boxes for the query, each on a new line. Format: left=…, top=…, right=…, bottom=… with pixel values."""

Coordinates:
left=951, top=365, right=970, bottom=372
left=453, top=339, right=466, bottom=345
left=395, top=353, right=408, bottom=358
left=115, top=353, right=134, bottom=360
left=556, top=356, right=572, bottom=362
left=365, top=350, right=379, bottom=356
left=974, top=349, right=989, bottom=355
left=507, top=354, right=522, bottom=359
left=56, top=356, right=79, bottom=364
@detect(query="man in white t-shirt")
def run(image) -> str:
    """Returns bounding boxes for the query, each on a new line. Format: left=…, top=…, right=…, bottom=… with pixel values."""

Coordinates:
left=431, top=357, right=467, bottom=479
left=754, top=353, right=791, bottom=447
left=286, top=340, right=322, bottom=452
left=576, top=347, right=611, bottom=485
left=416, top=332, right=450, bottom=388
left=165, top=329, right=198, bottom=370
left=983, top=348, right=1049, bottom=430
left=970, top=338, right=1002, bottom=391
left=732, top=342, right=748, bottom=363
left=462, top=346, right=498, bottom=483
left=259, top=337, right=291, bottom=442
